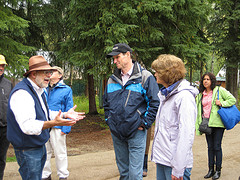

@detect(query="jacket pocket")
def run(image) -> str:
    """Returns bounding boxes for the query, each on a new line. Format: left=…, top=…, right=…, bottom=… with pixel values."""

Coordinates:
left=105, top=114, right=118, bottom=135
left=169, top=127, right=179, bottom=141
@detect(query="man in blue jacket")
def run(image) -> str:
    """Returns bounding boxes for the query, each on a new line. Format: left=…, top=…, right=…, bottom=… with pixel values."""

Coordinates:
left=42, top=66, right=73, bottom=180
left=103, top=43, right=160, bottom=180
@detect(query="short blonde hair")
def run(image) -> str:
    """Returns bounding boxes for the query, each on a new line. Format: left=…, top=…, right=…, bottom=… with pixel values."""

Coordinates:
left=151, top=54, right=186, bottom=86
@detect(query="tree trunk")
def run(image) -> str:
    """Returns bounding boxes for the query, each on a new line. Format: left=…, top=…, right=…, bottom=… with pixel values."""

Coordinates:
left=211, top=52, right=214, bottom=73
left=70, top=64, right=73, bottom=87
left=189, top=66, right=192, bottom=83
left=200, top=61, right=203, bottom=80
left=87, top=65, right=98, bottom=115
left=225, top=8, right=239, bottom=102
left=226, top=64, right=238, bottom=99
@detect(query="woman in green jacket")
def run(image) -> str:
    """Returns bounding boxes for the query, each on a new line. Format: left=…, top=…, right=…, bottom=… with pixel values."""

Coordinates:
left=195, top=72, right=236, bottom=180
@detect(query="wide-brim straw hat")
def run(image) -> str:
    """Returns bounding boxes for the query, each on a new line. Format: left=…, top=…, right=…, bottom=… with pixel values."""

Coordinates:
left=23, top=55, right=56, bottom=77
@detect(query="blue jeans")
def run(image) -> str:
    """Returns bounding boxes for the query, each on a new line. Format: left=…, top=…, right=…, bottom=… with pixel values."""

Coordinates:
left=205, top=127, right=225, bottom=168
left=14, top=146, right=46, bottom=180
left=156, top=163, right=192, bottom=180
left=111, top=129, right=147, bottom=180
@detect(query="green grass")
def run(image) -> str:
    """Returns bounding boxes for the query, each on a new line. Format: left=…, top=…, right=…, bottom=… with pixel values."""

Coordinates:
left=73, top=95, right=105, bottom=115
left=73, top=95, right=107, bottom=129
left=7, top=156, right=16, bottom=162
left=73, top=96, right=89, bottom=113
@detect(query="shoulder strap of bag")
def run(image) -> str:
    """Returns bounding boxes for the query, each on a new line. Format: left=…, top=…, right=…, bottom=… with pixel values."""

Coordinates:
left=200, top=95, right=203, bottom=116
left=217, top=86, right=222, bottom=110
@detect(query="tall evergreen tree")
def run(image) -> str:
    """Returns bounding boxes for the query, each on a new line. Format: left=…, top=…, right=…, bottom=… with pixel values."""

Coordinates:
left=62, top=0, right=212, bottom=113
left=38, top=0, right=70, bottom=65
left=208, top=0, right=240, bottom=98
left=67, top=0, right=211, bottom=70
left=0, top=1, right=35, bottom=78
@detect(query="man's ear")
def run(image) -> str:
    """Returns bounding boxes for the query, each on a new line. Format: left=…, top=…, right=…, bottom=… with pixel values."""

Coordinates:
left=126, top=51, right=131, bottom=58
left=30, top=71, right=37, bottom=79
left=57, top=72, right=63, bottom=79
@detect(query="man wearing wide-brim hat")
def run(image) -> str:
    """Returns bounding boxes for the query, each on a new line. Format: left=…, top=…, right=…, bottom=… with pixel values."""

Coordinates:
left=7, top=55, right=85, bottom=180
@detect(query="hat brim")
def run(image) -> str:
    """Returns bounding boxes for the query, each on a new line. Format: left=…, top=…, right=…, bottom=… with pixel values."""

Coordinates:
left=23, top=66, right=56, bottom=77
left=0, top=62, right=8, bottom=66
left=106, top=51, right=121, bottom=58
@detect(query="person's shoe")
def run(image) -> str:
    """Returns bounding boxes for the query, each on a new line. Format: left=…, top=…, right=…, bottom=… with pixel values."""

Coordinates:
left=204, top=167, right=214, bottom=179
left=42, top=175, right=51, bottom=180
left=212, top=166, right=221, bottom=180
left=142, top=171, right=147, bottom=177
left=212, top=170, right=221, bottom=180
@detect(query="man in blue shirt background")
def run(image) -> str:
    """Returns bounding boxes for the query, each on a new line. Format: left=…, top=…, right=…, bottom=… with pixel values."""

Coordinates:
left=42, top=66, right=73, bottom=180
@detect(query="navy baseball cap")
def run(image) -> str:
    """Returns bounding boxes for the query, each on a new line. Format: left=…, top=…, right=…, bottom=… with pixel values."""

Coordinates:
left=106, top=43, right=132, bottom=58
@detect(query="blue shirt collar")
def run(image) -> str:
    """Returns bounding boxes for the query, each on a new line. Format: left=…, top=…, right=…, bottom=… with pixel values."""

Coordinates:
left=160, top=81, right=180, bottom=97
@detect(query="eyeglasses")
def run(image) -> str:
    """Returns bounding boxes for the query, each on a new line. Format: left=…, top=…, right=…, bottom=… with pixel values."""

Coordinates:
left=44, top=70, right=53, bottom=75
left=38, top=70, right=53, bottom=76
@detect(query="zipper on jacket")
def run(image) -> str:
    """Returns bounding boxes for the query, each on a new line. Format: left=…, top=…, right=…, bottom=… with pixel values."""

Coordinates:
left=125, top=90, right=131, bottom=107
left=137, top=109, right=141, bottom=115
left=106, top=116, right=111, bottom=121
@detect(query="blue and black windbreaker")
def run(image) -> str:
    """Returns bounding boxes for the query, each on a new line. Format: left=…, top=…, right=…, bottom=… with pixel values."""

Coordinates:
left=103, top=61, right=160, bottom=140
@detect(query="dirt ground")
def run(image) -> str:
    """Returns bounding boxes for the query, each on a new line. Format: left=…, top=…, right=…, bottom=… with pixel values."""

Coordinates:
left=5, top=115, right=240, bottom=180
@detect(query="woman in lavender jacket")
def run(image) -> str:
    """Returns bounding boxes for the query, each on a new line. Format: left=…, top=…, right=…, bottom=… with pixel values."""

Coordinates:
left=151, top=54, right=199, bottom=180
